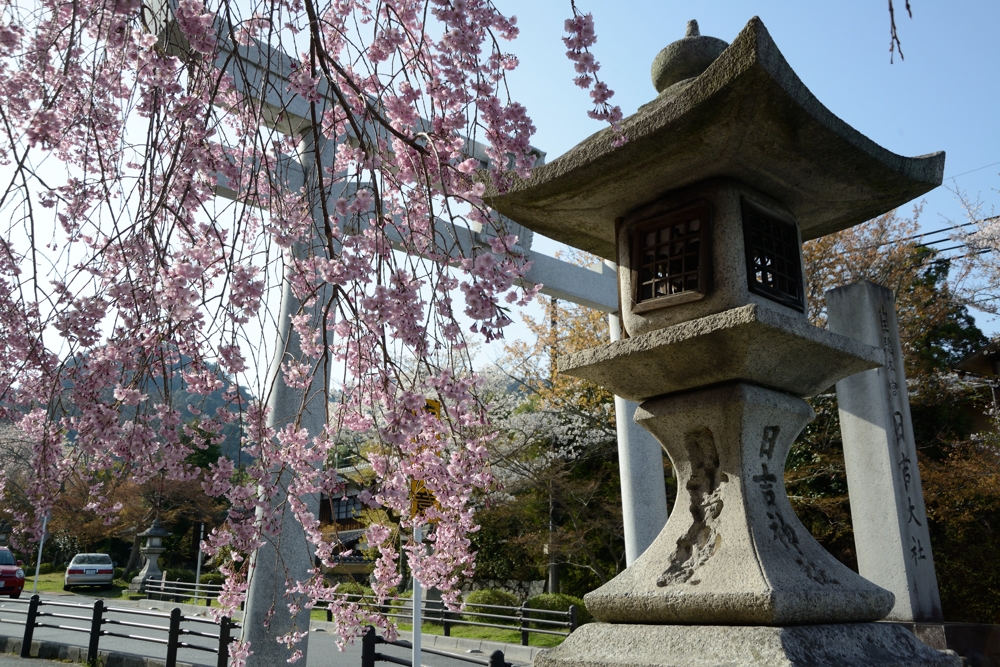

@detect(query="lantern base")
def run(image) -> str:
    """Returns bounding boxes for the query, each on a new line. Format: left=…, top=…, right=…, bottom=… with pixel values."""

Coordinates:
left=587, top=382, right=892, bottom=626
left=535, top=622, right=960, bottom=667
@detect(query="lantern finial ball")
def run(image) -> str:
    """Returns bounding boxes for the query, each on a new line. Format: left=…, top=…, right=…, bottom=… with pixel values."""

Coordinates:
left=650, top=20, right=728, bottom=94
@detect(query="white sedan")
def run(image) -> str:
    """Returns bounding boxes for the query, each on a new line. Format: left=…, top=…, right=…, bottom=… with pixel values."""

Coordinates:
left=63, top=553, right=115, bottom=590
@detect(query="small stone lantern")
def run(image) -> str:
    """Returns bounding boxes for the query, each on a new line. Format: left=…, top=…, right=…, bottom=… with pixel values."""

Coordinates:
left=489, top=17, right=956, bottom=667
left=129, top=518, right=171, bottom=593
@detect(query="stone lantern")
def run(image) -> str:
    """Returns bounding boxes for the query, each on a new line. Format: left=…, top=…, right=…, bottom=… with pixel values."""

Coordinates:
left=129, top=518, right=171, bottom=593
left=488, top=17, right=957, bottom=667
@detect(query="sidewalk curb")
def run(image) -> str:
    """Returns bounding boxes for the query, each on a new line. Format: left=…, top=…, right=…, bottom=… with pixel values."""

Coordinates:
left=311, top=623, right=547, bottom=664
left=401, top=629, right=547, bottom=664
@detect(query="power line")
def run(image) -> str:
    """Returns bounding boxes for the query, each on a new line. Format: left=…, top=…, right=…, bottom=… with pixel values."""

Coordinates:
left=946, top=161, right=1000, bottom=180
left=906, top=220, right=981, bottom=242
left=863, top=216, right=999, bottom=251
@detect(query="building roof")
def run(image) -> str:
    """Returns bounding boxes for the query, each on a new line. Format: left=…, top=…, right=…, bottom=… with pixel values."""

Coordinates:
left=955, top=342, right=1000, bottom=378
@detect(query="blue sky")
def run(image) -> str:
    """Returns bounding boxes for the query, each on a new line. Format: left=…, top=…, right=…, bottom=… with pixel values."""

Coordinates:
left=487, top=1, right=1000, bottom=345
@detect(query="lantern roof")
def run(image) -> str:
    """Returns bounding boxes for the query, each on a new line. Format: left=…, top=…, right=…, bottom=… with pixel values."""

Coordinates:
left=486, top=17, right=944, bottom=261
left=138, top=518, right=170, bottom=538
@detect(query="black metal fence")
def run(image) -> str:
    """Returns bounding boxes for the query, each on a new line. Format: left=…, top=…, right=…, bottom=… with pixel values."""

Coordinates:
left=148, top=578, right=227, bottom=606
left=1, top=594, right=237, bottom=667
left=322, top=595, right=577, bottom=646
left=142, top=582, right=577, bottom=646
left=361, top=626, right=510, bottom=667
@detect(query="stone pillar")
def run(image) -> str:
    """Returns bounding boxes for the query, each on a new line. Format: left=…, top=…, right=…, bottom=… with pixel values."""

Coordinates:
left=827, top=280, right=943, bottom=622
left=241, top=133, right=334, bottom=665
left=608, top=309, right=669, bottom=566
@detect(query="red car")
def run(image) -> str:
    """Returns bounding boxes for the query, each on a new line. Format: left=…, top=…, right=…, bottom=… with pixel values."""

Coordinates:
left=0, top=547, right=25, bottom=598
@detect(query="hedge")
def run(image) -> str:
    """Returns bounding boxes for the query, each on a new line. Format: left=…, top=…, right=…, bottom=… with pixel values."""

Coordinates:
left=525, top=593, right=592, bottom=627
left=463, top=588, right=519, bottom=625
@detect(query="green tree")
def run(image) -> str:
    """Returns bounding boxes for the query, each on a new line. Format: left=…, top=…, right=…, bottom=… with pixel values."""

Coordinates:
left=480, top=253, right=674, bottom=598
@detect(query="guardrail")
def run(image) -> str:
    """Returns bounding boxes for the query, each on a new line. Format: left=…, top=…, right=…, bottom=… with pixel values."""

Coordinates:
left=148, top=578, right=227, bottom=606
left=361, top=626, right=510, bottom=667
left=322, top=594, right=577, bottom=646
left=0, top=594, right=238, bottom=667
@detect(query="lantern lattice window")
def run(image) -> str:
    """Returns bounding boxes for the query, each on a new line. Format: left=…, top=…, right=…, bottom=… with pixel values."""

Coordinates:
left=631, top=200, right=712, bottom=313
left=742, top=200, right=804, bottom=312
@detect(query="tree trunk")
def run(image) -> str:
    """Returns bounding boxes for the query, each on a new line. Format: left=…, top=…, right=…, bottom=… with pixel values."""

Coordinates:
left=123, top=534, right=142, bottom=579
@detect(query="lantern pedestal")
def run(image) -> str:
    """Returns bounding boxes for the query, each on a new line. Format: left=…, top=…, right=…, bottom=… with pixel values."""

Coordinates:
left=536, top=622, right=959, bottom=667
left=584, top=383, right=891, bottom=625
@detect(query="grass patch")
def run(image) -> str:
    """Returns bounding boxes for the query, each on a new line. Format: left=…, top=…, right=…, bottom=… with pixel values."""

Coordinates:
left=394, top=622, right=565, bottom=648
left=22, top=571, right=128, bottom=598
left=307, top=605, right=567, bottom=647
left=22, top=571, right=70, bottom=595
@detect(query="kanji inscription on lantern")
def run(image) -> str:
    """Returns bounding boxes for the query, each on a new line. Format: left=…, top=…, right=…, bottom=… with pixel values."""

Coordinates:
left=759, top=425, right=779, bottom=458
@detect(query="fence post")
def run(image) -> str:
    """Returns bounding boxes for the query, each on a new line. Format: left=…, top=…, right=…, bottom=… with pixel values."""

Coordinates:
left=87, top=599, right=104, bottom=664
left=443, top=608, right=451, bottom=637
left=216, top=616, right=232, bottom=667
left=361, top=625, right=377, bottom=667
left=165, top=607, right=182, bottom=667
left=489, top=649, right=507, bottom=667
left=568, top=604, right=578, bottom=632
left=20, top=594, right=40, bottom=658
left=326, top=602, right=332, bottom=623
left=519, top=603, right=529, bottom=647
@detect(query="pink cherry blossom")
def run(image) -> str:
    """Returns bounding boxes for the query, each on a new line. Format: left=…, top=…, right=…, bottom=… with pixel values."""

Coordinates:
left=563, top=2, right=626, bottom=145
left=0, top=0, right=618, bottom=660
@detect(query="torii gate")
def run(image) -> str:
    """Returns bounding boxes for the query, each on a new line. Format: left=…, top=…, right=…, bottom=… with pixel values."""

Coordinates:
left=147, top=6, right=667, bottom=664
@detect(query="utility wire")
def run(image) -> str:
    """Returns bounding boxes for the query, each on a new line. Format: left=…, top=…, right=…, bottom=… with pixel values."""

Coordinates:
left=861, top=216, right=999, bottom=251
left=946, top=161, right=1000, bottom=181
left=906, top=220, right=981, bottom=242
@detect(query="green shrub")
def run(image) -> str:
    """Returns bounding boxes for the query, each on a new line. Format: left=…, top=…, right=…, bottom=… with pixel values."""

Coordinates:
left=199, top=572, right=225, bottom=586
left=37, top=563, right=54, bottom=575
left=113, top=567, right=125, bottom=580
left=525, top=593, right=592, bottom=628
left=335, top=581, right=374, bottom=599
left=388, top=588, right=412, bottom=612
left=464, top=588, right=519, bottom=625
left=164, top=569, right=197, bottom=584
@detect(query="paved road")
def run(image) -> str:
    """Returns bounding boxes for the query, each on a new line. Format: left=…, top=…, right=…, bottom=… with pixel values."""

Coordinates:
left=0, top=593, right=503, bottom=667
left=307, top=629, right=501, bottom=667
left=1, top=593, right=218, bottom=665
